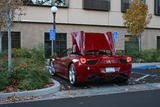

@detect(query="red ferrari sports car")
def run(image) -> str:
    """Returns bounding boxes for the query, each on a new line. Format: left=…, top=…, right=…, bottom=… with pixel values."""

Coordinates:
left=48, top=31, right=132, bottom=85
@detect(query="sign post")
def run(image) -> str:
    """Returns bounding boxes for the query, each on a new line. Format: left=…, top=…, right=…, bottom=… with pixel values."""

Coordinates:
left=50, top=29, right=56, bottom=56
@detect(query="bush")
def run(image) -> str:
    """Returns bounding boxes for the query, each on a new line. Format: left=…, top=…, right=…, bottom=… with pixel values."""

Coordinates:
left=0, top=46, right=50, bottom=91
left=0, top=50, right=8, bottom=58
left=0, top=71, right=9, bottom=90
left=140, top=49, right=158, bottom=62
left=31, top=47, right=46, bottom=65
left=116, top=49, right=160, bottom=63
left=156, top=50, right=160, bottom=62
left=116, top=50, right=124, bottom=56
left=14, top=48, right=31, bottom=58
left=18, top=70, right=49, bottom=90
left=0, top=60, right=9, bottom=90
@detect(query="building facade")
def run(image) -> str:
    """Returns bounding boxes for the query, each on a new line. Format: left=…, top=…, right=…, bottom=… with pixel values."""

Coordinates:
left=2, top=0, right=160, bottom=57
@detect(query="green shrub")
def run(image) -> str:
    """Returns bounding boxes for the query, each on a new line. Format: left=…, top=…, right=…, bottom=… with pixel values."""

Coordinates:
left=0, top=60, right=9, bottom=90
left=0, top=45, right=50, bottom=91
left=140, top=49, right=157, bottom=62
left=156, top=50, right=160, bottom=62
left=0, top=71, right=9, bottom=90
left=0, top=50, right=8, bottom=58
left=0, top=60, right=8, bottom=72
left=31, top=48, right=46, bottom=65
left=116, top=50, right=124, bottom=56
left=18, top=70, right=49, bottom=90
left=14, top=48, right=31, bottom=58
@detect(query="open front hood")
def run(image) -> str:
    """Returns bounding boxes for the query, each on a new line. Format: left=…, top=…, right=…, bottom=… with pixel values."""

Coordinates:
left=71, top=31, right=115, bottom=56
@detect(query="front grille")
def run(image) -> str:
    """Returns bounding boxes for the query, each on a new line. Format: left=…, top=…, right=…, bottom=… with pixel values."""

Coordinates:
left=86, top=60, right=98, bottom=65
left=119, top=59, right=127, bottom=63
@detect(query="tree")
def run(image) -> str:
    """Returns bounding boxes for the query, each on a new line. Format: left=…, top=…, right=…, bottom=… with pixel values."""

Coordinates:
left=0, top=0, right=24, bottom=70
left=123, top=0, right=152, bottom=52
left=0, top=1, right=6, bottom=54
left=0, top=14, right=4, bottom=54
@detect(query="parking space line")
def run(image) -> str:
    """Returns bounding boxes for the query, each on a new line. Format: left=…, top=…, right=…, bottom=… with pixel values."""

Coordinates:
left=129, top=79, right=156, bottom=88
left=132, top=71, right=160, bottom=78
left=135, top=75, right=150, bottom=81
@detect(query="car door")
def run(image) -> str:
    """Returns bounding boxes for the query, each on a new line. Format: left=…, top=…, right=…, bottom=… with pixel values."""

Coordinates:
left=59, top=49, right=73, bottom=78
left=55, top=49, right=72, bottom=78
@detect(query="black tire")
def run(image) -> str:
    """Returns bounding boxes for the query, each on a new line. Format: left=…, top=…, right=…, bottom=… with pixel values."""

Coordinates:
left=48, top=60, right=55, bottom=76
left=68, top=63, right=77, bottom=85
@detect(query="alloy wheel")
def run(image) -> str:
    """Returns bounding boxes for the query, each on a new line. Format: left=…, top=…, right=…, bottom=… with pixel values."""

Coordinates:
left=69, top=64, right=76, bottom=85
left=48, top=61, right=55, bottom=76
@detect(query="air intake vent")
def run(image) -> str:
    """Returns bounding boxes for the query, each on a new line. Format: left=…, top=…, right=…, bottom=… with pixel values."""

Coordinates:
left=86, top=60, right=98, bottom=65
left=83, top=0, right=110, bottom=11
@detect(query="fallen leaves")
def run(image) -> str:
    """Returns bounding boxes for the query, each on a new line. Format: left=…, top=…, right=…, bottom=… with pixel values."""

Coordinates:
left=0, top=96, right=42, bottom=103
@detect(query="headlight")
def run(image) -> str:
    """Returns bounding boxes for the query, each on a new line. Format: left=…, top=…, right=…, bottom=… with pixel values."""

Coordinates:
left=72, top=59, right=79, bottom=63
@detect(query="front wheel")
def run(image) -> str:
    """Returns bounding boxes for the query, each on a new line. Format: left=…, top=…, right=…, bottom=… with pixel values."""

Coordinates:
left=69, top=64, right=77, bottom=85
left=48, top=61, right=55, bottom=76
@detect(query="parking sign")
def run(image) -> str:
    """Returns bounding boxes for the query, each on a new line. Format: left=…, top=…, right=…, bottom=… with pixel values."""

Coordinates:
left=50, top=29, right=55, bottom=40
left=113, top=32, right=118, bottom=42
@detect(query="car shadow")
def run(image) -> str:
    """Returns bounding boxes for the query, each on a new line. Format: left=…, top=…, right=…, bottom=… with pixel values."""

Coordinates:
left=52, top=75, right=134, bottom=91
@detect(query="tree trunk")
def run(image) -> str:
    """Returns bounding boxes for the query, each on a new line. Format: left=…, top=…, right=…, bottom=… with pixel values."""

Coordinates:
left=8, top=24, right=12, bottom=71
left=138, top=32, right=142, bottom=52
left=0, top=27, right=2, bottom=54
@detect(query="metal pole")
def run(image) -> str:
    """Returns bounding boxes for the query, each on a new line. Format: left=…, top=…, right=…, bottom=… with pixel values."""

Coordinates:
left=53, top=13, right=56, bottom=29
left=51, top=13, right=56, bottom=56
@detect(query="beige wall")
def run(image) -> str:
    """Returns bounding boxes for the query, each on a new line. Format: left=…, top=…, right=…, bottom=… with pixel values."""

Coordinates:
left=15, top=0, right=160, bottom=28
left=12, top=0, right=160, bottom=51
left=12, top=23, right=160, bottom=50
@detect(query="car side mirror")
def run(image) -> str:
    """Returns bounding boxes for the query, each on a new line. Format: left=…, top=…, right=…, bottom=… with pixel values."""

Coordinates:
left=50, top=53, right=57, bottom=58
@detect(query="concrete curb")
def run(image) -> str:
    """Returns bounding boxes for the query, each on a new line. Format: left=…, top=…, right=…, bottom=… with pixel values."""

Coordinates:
left=49, top=83, right=160, bottom=100
left=132, top=62, right=160, bottom=69
left=0, top=80, right=60, bottom=99
left=132, top=65, right=158, bottom=69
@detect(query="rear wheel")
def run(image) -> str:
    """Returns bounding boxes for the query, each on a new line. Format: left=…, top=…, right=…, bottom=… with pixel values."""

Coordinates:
left=48, top=61, right=55, bottom=76
left=69, top=64, right=77, bottom=85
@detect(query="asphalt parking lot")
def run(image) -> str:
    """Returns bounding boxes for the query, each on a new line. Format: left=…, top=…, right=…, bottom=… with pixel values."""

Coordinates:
left=52, top=68, right=160, bottom=91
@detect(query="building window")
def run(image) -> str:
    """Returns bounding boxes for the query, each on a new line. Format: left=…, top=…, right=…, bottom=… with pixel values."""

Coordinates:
left=125, top=35, right=139, bottom=54
left=157, top=36, right=160, bottom=49
left=44, top=33, right=67, bottom=58
left=155, top=0, right=160, bottom=15
left=121, top=0, right=146, bottom=13
left=2, top=32, right=21, bottom=51
left=83, top=0, right=110, bottom=11
left=24, top=0, right=69, bottom=7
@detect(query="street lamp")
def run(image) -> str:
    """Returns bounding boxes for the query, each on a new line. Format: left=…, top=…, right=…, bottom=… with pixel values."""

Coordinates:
left=51, top=6, right=58, bottom=56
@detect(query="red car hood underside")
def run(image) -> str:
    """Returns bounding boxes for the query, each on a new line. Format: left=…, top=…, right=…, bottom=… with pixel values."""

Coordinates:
left=71, top=31, right=115, bottom=56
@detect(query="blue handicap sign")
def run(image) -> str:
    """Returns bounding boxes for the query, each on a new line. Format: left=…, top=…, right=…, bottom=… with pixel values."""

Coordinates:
left=113, top=32, right=118, bottom=42
left=50, top=29, right=55, bottom=40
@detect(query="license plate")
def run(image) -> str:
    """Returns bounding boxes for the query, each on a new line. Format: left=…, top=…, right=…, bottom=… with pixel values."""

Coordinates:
left=105, top=67, right=115, bottom=73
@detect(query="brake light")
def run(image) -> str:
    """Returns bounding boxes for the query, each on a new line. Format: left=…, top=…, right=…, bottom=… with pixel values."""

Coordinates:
left=80, top=58, right=87, bottom=64
left=127, top=57, right=132, bottom=63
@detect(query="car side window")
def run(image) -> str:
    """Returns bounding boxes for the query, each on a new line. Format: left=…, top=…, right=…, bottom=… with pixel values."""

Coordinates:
left=60, top=49, right=72, bottom=57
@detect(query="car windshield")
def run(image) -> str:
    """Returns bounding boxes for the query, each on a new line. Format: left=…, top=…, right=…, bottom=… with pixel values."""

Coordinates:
left=85, top=50, right=112, bottom=55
